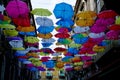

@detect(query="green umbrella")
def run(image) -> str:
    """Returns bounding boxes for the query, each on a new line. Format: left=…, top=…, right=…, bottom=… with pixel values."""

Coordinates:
left=0, top=24, right=15, bottom=29
left=31, top=8, right=52, bottom=16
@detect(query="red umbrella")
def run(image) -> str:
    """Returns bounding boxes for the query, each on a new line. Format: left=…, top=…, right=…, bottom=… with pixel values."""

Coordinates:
left=55, top=33, right=70, bottom=38
left=12, top=16, right=30, bottom=26
left=54, top=47, right=66, bottom=52
left=6, top=0, right=29, bottom=18
left=108, top=24, right=120, bottom=30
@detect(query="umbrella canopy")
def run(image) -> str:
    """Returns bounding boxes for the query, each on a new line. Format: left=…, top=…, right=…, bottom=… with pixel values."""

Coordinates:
left=41, top=43, right=53, bottom=47
left=55, top=32, right=70, bottom=38
left=6, top=0, right=29, bottom=18
left=73, top=26, right=90, bottom=33
left=0, top=5, right=5, bottom=12
left=12, top=16, right=30, bottom=26
left=31, top=8, right=52, bottom=16
left=53, top=2, right=74, bottom=19
left=35, top=17, right=53, bottom=26
left=56, top=19, right=74, bottom=27
left=37, top=26, right=54, bottom=34
left=0, top=24, right=15, bottom=29
left=41, top=38, right=55, bottom=43
left=37, top=33, right=53, bottom=39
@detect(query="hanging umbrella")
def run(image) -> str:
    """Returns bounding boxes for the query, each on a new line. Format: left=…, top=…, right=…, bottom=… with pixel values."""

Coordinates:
left=76, top=18, right=95, bottom=27
left=41, top=43, right=53, bottom=47
left=62, top=56, right=73, bottom=62
left=0, top=5, right=5, bottom=12
left=73, top=26, right=90, bottom=33
left=76, top=11, right=97, bottom=18
left=0, top=14, right=3, bottom=20
left=56, top=19, right=74, bottom=27
left=35, top=17, right=53, bottom=26
left=37, top=26, right=54, bottom=34
left=57, top=38, right=72, bottom=45
left=41, top=38, right=55, bottom=43
left=76, top=11, right=97, bottom=26
left=6, top=0, right=29, bottom=18
left=88, top=32, right=105, bottom=38
left=55, top=32, right=70, bottom=38
left=54, top=47, right=66, bottom=52
left=19, top=31, right=36, bottom=36
left=56, top=27, right=69, bottom=33
left=45, top=60, right=55, bottom=68
left=98, top=10, right=117, bottom=18
left=0, top=24, right=15, bottom=29
left=37, top=33, right=53, bottom=39
left=53, top=2, right=74, bottom=19
left=16, top=25, right=35, bottom=32
left=55, top=26, right=72, bottom=32
left=24, top=36, right=39, bottom=43
left=12, top=16, right=30, bottom=26
left=68, top=42, right=81, bottom=48
left=40, top=48, right=54, bottom=54
left=31, top=8, right=52, bottom=16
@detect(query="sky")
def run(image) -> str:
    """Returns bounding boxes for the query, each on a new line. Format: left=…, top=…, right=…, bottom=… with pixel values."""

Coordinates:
left=30, top=0, right=77, bottom=50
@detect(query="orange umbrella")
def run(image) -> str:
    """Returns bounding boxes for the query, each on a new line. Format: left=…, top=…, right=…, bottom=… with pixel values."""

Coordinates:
left=37, top=33, right=53, bottom=39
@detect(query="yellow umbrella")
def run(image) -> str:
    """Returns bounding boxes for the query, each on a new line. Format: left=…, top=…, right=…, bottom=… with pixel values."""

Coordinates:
left=76, top=11, right=97, bottom=18
left=37, top=33, right=53, bottom=39
left=75, top=11, right=97, bottom=26
left=76, top=18, right=95, bottom=26
left=16, top=25, right=35, bottom=32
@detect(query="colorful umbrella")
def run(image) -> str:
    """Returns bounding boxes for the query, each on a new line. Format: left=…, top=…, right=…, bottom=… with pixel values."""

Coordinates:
left=41, top=43, right=53, bottom=47
left=54, top=47, right=66, bottom=52
left=55, top=32, right=70, bottom=38
left=53, top=2, right=74, bottom=19
left=6, top=0, right=29, bottom=18
left=0, top=5, right=5, bottom=12
left=35, top=17, right=53, bottom=26
left=57, top=38, right=72, bottom=45
left=76, top=11, right=97, bottom=26
left=19, top=31, right=36, bottom=36
left=45, top=60, right=55, bottom=68
left=56, top=19, right=74, bottom=27
left=56, top=27, right=69, bottom=33
left=40, top=48, right=54, bottom=53
left=0, top=14, right=3, bottom=20
left=3, top=29, right=18, bottom=36
left=76, top=11, right=97, bottom=18
left=73, top=26, right=90, bottom=33
left=88, top=32, right=105, bottom=38
left=98, top=10, right=117, bottom=18
left=37, top=33, right=53, bottom=39
left=31, top=8, right=52, bottom=16
left=12, top=16, right=30, bottom=26
left=37, top=26, right=54, bottom=34
left=16, top=25, right=35, bottom=32
left=0, top=24, right=15, bottom=29
left=41, top=38, right=55, bottom=43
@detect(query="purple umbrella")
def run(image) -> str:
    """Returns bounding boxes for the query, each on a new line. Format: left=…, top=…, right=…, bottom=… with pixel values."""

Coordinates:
left=6, top=0, right=29, bottom=18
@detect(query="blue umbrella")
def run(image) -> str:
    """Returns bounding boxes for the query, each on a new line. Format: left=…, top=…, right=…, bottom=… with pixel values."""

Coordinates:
left=41, top=38, right=55, bottom=43
left=73, top=37, right=89, bottom=44
left=45, top=60, right=55, bottom=68
left=62, top=56, right=73, bottom=62
left=37, top=26, right=54, bottom=34
left=35, top=17, right=53, bottom=26
left=19, top=31, right=36, bottom=36
left=56, top=19, right=74, bottom=27
left=41, top=43, right=53, bottom=47
left=53, top=2, right=74, bottom=19
left=67, top=48, right=79, bottom=55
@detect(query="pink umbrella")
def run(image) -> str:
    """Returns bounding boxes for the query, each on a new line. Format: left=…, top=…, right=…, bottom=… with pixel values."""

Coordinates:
left=6, top=0, right=29, bottom=18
